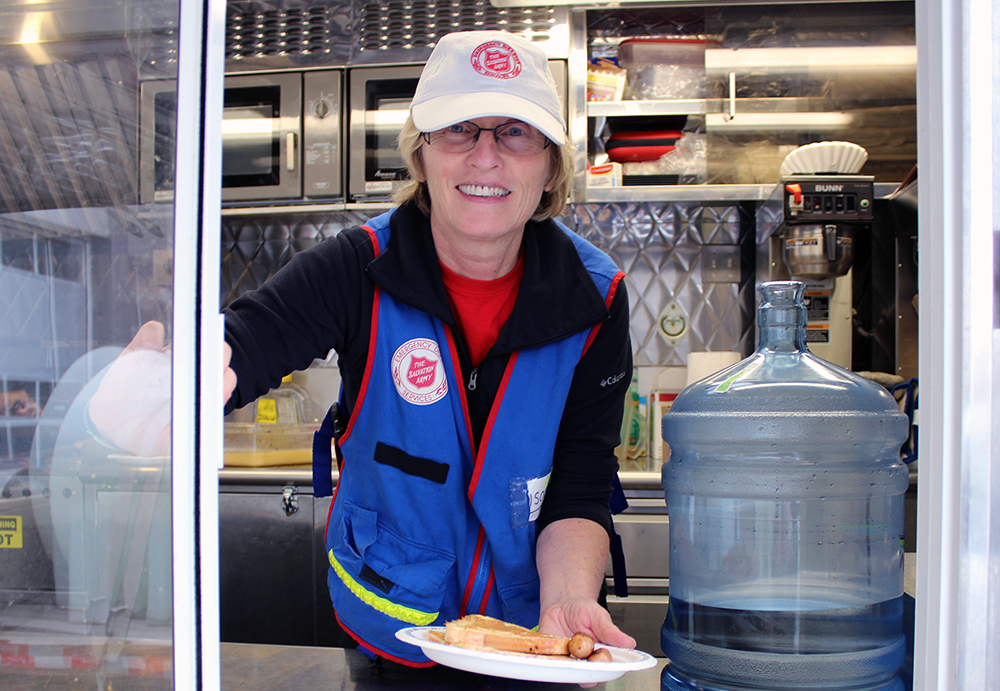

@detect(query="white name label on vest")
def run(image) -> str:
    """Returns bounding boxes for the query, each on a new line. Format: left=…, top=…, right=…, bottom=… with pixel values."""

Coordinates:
left=526, top=472, right=551, bottom=523
left=510, top=472, right=552, bottom=528
left=391, top=338, right=449, bottom=405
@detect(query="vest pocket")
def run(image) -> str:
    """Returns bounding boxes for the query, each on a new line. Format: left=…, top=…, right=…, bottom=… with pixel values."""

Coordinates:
left=330, top=502, right=455, bottom=624
left=497, top=575, right=542, bottom=627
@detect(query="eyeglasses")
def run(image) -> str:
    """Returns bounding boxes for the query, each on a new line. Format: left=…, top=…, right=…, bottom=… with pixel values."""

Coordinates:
left=422, top=121, right=551, bottom=156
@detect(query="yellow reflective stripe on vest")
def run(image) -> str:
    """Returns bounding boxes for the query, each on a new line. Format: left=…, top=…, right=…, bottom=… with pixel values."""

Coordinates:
left=329, top=550, right=438, bottom=626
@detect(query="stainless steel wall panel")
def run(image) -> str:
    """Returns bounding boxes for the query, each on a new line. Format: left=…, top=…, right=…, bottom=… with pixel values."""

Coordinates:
left=218, top=476, right=349, bottom=647
left=221, top=211, right=375, bottom=306
left=218, top=490, right=318, bottom=646
left=755, top=194, right=783, bottom=245
left=606, top=594, right=668, bottom=658
left=221, top=202, right=756, bottom=367
left=570, top=201, right=754, bottom=367
left=610, top=513, right=670, bottom=580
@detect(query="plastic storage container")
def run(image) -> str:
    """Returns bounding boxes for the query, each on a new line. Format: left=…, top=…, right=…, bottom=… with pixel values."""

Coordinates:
left=223, top=423, right=314, bottom=467
left=660, top=281, right=909, bottom=691
left=605, top=130, right=683, bottom=163
left=223, top=375, right=318, bottom=467
left=617, top=38, right=707, bottom=67
left=617, top=38, right=708, bottom=100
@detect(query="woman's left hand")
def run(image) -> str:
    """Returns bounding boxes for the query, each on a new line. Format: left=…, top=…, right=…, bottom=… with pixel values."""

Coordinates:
left=539, top=590, right=635, bottom=688
left=535, top=517, right=637, bottom=673
left=538, top=596, right=636, bottom=649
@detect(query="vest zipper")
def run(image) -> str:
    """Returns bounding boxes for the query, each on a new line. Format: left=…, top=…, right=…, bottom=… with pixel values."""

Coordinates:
left=469, top=538, right=493, bottom=614
left=468, top=368, right=478, bottom=391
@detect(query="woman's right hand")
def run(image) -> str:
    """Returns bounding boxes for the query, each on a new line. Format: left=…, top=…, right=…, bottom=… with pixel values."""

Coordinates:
left=223, top=340, right=237, bottom=406
left=88, top=321, right=240, bottom=457
left=88, top=321, right=172, bottom=457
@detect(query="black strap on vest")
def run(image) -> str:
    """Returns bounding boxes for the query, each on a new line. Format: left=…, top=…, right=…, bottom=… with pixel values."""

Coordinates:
left=313, top=404, right=342, bottom=498
left=609, top=473, right=629, bottom=598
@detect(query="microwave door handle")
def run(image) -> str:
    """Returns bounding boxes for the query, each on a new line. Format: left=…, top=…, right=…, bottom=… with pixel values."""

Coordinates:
left=286, top=132, right=297, bottom=172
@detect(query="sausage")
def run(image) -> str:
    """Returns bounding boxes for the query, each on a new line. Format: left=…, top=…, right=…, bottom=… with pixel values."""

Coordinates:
left=587, top=647, right=614, bottom=662
left=568, top=632, right=595, bottom=659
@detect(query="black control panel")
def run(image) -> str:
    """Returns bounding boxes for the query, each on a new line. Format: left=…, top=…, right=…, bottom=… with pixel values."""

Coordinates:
left=781, top=176, right=874, bottom=223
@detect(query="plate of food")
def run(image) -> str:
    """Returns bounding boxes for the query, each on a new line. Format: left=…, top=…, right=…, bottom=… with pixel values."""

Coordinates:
left=395, top=615, right=657, bottom=684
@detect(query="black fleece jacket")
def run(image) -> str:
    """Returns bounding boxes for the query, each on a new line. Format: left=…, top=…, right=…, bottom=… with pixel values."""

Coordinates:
left=224, top=201, right=632, bottom=536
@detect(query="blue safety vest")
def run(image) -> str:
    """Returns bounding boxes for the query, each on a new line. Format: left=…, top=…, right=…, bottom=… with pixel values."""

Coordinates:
left=314, top=209, right=622, bottom=665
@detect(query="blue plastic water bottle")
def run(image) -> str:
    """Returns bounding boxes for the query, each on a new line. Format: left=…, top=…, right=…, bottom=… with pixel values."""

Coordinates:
left=660, top=281, right=909, bottom=691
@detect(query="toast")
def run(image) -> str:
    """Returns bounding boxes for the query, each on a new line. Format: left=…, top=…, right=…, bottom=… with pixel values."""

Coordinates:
left=443, top=614, right=571, bottom=656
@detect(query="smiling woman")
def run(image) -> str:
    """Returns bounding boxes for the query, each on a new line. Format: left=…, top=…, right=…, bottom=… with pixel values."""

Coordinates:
left=220, top=29, right=636, bottom=670
left=395, top=110, right=574, bottom=232
left=415, top=115, right=556, bottom=280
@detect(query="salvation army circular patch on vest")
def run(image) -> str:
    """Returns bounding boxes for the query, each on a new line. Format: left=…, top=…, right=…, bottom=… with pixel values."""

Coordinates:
left=391, top=338, right=448, bottom=405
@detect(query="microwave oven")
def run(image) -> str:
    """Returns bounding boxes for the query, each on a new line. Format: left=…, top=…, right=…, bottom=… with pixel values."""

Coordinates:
left=347, top=60, right=567, bottom=203
left=140, top=70, right=343, bottom=204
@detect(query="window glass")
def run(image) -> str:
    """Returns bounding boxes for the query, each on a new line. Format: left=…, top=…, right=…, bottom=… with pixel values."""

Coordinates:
left=0, top=1, right=180, bottom=687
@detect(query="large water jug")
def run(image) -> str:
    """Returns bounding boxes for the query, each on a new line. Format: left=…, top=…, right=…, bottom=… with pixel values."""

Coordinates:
left=660, top=281, right=909, bottom=691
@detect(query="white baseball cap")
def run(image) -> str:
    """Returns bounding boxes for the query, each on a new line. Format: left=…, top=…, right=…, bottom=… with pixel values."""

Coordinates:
left=410, top=31, right=566, bottom=146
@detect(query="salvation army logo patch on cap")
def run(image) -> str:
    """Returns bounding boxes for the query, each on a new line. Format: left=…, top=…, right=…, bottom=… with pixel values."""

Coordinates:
left=391, top=338, right=448, bottom=405
left=470, top=40, right=522, bottom=80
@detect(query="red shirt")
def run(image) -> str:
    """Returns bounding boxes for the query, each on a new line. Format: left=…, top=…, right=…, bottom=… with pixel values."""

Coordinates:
left=439, top=256, right=524, bottom=367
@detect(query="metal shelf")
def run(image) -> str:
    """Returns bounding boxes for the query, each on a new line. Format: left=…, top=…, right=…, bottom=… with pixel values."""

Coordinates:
left=578, top=181, right=901, bottom=204
left=587, top=99, right=710, bottom=118
left=582, top=184, right=773, bottom=203
left=587, top=97, right=847, bottom=119
left=221, top=201, right=394, bottom=216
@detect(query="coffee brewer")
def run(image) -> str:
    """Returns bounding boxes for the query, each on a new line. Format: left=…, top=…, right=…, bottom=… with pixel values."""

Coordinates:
left=756, top=173, right=875, bottom=368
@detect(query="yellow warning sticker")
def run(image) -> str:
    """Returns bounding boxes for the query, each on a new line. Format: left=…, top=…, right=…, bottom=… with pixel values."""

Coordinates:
left=0, top=515, right=23, bottom=549
left=255, top=398, right=277, bottom=423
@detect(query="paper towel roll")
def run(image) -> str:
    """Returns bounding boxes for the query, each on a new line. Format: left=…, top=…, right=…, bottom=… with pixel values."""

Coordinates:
left=686, top=351, right=741, bottom=386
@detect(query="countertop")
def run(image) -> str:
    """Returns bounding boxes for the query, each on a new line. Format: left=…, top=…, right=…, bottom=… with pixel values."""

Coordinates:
left=220, top=643, right=668, bottom=691
left=219, top=465, right=917, bottom=494
left=218, top=466, right=668, bottom=491
left=216, top=556, right=913, bottom=690
left=0, top=642, right=664, bottom=691
left=2, top=560, right=915, bottom=691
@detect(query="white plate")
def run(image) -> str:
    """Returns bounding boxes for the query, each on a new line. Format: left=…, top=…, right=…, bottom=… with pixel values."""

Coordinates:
left=395, top=626, right=657, bottom=683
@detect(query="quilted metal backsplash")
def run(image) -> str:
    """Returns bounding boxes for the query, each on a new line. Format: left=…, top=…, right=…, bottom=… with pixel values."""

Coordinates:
left=569, top=202, right=755, bottom=366
left=221, top=201, right=757, bottom=366
left=221, top=210, right=373, bottom=306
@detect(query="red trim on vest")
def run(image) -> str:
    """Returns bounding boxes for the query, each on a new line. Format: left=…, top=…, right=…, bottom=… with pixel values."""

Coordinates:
left=340, top=226, right=382, bottom=446
left=336, top=613, right=437, bottom=668
left=468, top=351, right=519, bottom=502
left=459, top=526, right=487, bottom=617
left=476, top=566, right=496, bottom=614
left=581, top=270, right=624, bottom=358
left=328, top=225, right=382, bottom=538
left=325, top=488, right=336, bottom=538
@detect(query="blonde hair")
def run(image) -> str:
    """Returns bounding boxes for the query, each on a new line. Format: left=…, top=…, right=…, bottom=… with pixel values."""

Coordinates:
left=393, top=116, right=573, bottom=221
